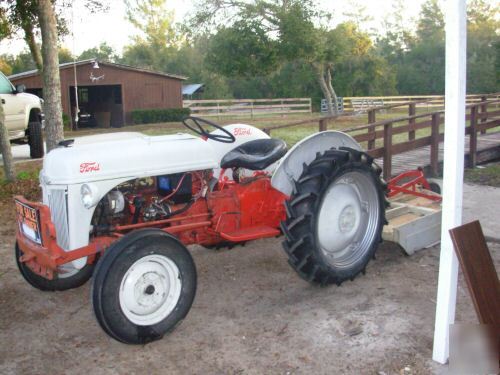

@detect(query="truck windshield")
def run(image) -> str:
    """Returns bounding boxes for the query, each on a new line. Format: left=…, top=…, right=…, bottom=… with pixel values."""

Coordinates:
left=0, top=73, right=14, bottom=94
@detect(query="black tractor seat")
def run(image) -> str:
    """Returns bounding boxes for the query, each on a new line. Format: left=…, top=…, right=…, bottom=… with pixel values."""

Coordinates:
left=220, top=138, right=287, bottom=171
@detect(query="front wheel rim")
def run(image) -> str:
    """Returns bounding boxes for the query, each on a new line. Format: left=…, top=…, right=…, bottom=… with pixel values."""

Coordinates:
left=119, top=254, right=182, bottom=326
left=316, top=171, right=380, bottom=269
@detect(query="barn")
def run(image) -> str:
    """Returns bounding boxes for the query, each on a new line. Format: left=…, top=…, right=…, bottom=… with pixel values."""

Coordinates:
left=8, top=59, right=186, bottom=128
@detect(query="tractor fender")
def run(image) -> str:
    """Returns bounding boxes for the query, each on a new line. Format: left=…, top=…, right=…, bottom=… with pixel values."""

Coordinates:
left=271, top=130, right=362, bottom=196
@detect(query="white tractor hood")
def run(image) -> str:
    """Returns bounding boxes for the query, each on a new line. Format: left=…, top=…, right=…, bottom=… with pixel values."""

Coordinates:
left=41, top=132, right=220, bottom=185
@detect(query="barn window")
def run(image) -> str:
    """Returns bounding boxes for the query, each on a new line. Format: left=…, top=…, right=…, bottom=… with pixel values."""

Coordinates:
left=79, top=88, right=89, bottom=104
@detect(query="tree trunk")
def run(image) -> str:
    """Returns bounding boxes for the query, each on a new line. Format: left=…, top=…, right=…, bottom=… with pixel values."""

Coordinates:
left=312, top=63, right=336, bottom=116
left=38, top=0, right=63, bottom=152
left=0, top=103, right=16, bottom=182
left=22, top=23, right=43, bottom=72
left=326, top=67, right=339, bottom=115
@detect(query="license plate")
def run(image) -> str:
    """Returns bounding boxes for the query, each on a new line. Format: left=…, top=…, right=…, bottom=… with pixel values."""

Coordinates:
left=15, top=200, right=42, bottom=245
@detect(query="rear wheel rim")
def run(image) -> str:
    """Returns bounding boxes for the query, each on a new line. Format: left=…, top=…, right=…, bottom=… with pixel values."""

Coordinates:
left=316, top=171, right=380, bottom=269
left=119, top=254, right=182, bottom=326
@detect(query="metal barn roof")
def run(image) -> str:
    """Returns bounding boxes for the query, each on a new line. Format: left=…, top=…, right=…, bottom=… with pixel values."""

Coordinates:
left=8, top=59, right=187, bottom=81
left=182, top=83, right=204, bottom=95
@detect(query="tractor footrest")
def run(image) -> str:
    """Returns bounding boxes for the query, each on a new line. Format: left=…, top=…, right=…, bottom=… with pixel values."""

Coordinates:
left=219, top=226, right=280, bottom=242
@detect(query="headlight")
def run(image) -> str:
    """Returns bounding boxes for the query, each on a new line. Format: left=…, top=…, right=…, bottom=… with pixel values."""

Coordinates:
left=81, top=184, right=99, bottom=208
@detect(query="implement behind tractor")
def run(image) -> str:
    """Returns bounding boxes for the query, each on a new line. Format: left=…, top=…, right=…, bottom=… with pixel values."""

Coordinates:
left=13, top=116, right=440, bottom=344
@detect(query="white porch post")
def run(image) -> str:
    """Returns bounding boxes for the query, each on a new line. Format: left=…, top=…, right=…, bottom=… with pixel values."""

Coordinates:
left=432, top=0, right=467, bottom=364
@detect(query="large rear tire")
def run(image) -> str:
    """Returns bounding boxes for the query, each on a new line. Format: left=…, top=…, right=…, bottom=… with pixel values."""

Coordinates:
left=15, top=242, right=94, bottom=291
left=28, top=121, right=44, bottom=159
left=281, top=147, right=387, bottom=286
left=91, top=229, right=197, bottom=344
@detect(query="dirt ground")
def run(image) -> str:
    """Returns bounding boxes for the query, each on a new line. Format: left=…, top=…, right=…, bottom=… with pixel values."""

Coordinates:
left=0, top=189, right=498, bottom=375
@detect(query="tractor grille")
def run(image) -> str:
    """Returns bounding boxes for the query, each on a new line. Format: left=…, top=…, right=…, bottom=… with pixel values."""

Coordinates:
left=47, top=188, right=70, bottom=250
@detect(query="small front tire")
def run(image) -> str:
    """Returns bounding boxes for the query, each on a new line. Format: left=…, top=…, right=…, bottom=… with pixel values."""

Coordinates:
left=91, top=229, right=197, bottom=344
left=15, top=242, right=94, bottom=291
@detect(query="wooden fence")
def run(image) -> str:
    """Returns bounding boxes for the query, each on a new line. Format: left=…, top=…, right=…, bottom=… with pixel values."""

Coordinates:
left=183, top=98, right=312, bottom=118
left=340, top=93, right=500, bottom=112
left=263, top=97, right=500, bottom=180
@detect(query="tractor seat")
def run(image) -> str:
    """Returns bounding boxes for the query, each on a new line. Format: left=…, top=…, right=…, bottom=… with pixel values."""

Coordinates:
left=220, top=138, right=287, bottom=171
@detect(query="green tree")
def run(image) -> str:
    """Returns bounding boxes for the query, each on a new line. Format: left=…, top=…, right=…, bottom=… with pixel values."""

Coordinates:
left=192, top=0, right=345, bottom=114
left=125, top=0, right=179, bottom=47
left=0, top=51, right=37, bottom=74
left=205, top=21, right=278, bottom=77
left=0, top=56, right=12, bottom=75
left=122, top=0, right=180, bottom=71
left=466, top=0, right=499, bottom=93
left=328, top=22, right=397, bottom=96
left=78, top=42, right=118, bottom=62
left=58, top=47, right=73, bottom=63
left=2, top=0, right=43, bottom=70
left=379, top=0, right=446, bottom=95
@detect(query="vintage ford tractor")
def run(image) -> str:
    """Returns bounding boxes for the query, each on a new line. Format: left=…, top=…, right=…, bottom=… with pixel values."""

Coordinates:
left=14, top=117, right=386, bottom=344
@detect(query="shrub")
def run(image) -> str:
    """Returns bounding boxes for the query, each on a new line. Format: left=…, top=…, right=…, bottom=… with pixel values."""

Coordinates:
left=131, top=108, right=191, bottom=124
left=62, top=113, right=71, bottom=130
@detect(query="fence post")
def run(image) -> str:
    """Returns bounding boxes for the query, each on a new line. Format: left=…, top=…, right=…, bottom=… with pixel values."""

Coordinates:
left=469, top=106, right=478, bottom=168
left=408, top=103, right=416, bottom=141
left=480, top=95, right=487, bottom=135
left=217, top=102, right=221, bottom=121
left=367, top=109, right=376, bottom=150
left=251, top=101, right=254, bottom=119
left=383, top=122, right=393, bottom=180
left=430, top=113, right=440, bottom=176
left=281, top=99, right=285, bottom=117
left=319, top=118, right=327, bottom=132
left=368, top=109, right=376, bottom=124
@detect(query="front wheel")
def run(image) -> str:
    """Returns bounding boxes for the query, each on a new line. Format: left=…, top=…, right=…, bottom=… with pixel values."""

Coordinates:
left=15, top=242, right=94, bottom=291
left=91, top=229, right=197, bottom=344
left=281, top=147, right=387, bottom=286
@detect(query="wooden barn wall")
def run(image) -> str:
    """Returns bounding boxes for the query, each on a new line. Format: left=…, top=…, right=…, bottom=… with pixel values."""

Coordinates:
left=9, top=64, right=183, bottom=125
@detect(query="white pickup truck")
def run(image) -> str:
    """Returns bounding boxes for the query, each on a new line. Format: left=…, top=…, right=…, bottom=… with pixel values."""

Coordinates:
left=0, top=71, right=44, bottom=158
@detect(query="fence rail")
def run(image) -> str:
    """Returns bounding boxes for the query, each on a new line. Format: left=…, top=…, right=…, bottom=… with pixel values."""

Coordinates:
left=263, top=97, right=500, bottom=179
left=183, top=98, right=312, bottom=118
left=340, top=93, right=500, bottom=112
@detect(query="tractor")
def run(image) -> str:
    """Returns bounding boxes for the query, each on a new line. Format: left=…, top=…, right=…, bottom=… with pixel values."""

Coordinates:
left=14, top=117, right=386, bottom=344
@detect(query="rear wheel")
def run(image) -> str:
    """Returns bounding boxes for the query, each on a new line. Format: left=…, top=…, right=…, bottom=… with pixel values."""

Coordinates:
left=91, top=229, right=197, bottom=344
left=281, top=147, right=387, bottom=286
left=28, top=121, right=44, bottom=159
left=15, top=242, right=94, bottom=291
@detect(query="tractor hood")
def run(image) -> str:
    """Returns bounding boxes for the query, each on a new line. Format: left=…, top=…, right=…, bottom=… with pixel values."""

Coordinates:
left=40, top=132, right=219, bottom=185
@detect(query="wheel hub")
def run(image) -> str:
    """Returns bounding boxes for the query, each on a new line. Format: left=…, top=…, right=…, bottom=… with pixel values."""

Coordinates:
left=339, top=205, right=357, bottom=233
left=119, top=255, right=182, bottom=326
left=316, top=171, right=380, bottom=269
left=144, top=284, right=155, bottom=295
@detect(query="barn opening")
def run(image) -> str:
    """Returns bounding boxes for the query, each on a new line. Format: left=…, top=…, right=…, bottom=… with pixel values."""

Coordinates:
left=69, top=85, right=124, bottom=128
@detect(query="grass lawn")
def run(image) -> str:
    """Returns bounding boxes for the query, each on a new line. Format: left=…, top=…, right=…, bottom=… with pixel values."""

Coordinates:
left=0, top=161, right=42, bottom=201
left=465, top=161, right=500, bottom=187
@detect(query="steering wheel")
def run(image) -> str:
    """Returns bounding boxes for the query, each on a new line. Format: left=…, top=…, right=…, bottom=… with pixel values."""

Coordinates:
left=182, top=116, right=236, bottom=143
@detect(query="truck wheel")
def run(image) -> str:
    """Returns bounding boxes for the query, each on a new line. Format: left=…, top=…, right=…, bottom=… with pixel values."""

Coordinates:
left=281, top=147, right=387, bottom=286
left=91, top=229, right=197, bottom=344
left=15, top=242, right=94, bottom=291
left=28, top=121, right=44, bottom=159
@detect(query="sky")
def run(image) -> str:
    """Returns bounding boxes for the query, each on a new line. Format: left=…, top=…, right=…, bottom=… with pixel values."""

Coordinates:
left=0, top=0, right=429, bottom=56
